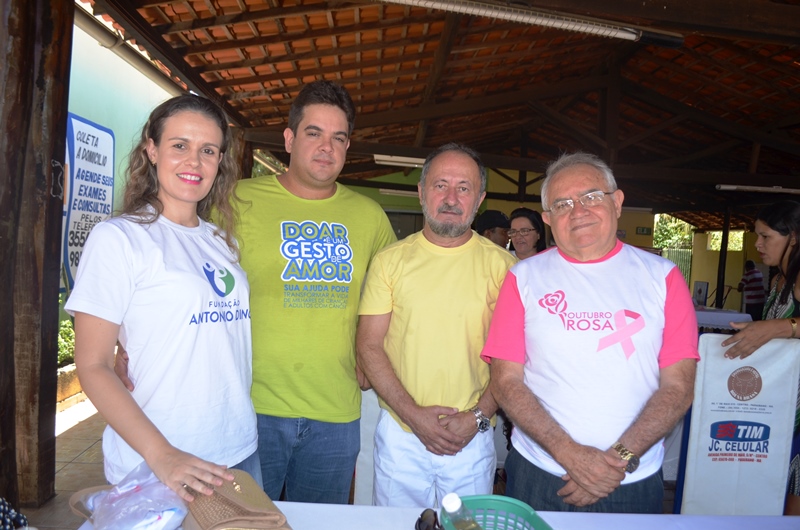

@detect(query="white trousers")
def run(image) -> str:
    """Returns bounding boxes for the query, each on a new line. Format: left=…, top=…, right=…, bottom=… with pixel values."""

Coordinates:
left=372, top=409, right=496, bottom=508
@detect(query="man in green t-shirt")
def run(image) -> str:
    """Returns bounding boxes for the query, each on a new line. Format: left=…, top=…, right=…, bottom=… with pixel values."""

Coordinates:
left=236, top=81, right=396, bottom=503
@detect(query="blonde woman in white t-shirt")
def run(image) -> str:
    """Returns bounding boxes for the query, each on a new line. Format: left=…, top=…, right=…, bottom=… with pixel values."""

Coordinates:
left=66, top=95, right=258, bottom=503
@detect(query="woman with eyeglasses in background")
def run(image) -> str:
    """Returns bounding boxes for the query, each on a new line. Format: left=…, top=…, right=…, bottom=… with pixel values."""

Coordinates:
left=508, top=207, right=547, bottom=260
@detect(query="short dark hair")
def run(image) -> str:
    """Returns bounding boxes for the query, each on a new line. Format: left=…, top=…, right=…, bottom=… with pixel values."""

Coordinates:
left=288, top=80, right=356, bottom=135
left=419, top=143, right=487, bottom=194
left=510, top=207, right=547, bottom=253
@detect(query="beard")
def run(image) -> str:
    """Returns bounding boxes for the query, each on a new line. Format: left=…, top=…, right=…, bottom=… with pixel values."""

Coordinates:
left=421, top=198, right=479, bottom=239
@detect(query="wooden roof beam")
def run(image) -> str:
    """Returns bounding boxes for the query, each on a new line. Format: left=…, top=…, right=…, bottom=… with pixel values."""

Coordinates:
left=200, top=34, right=435, bottom=73
left=601, top=64, right=620, bottom=164
left=179, top=13, right=447, bottom=56
left=619, top=115, right=687, bottom=149
left=236, top=77, right=428, bottom=106
left=356, top=75, right=609, bottom=128
left=651, top=139, right=744, bottom=168
left=153, top=3, right=342, bottom=35
left=622, top=80, right=800, bottom=157
left=614, top=165, right=800, bottom=187
left=92, top=0, right=248, bottom=127
left=528, top=101, right=606, bottom=151
left=211, top=50, right=432, bottom=88
left=513, top=0, right=800, bottom=43
left=245, top=131, right=550, bottom=172
left=414, top=13, right=461, bottom=147
left=245, top=131, right=799, bottom=186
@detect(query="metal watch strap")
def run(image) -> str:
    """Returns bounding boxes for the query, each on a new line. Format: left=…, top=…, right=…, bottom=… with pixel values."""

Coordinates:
left=470, top=406, right=490, bottom=433
left=612, top=442, right=640, bottom=473
left=613, top=443, right=630, bottom=456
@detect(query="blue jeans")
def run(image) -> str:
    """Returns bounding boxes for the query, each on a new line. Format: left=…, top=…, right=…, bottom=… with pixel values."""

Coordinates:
left=505, top=447, right=663, bottom=513
left=257, top=414, right=360, bottom=504
left=231, top=450, right=263, bottom=489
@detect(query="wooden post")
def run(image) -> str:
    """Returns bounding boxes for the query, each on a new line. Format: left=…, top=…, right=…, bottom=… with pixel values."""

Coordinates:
left=517, top=128, right=528, bottom=203
left=0, top=0, right=39, bottom=507
left=601, top=59, right=621, bottom=166
left=715, top=208, right=732, bottom=309
left=12, top=0, right=74, bottom=507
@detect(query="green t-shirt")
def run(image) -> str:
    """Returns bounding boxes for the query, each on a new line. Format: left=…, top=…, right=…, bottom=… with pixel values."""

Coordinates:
left=236, top=176, right=396, bottom=422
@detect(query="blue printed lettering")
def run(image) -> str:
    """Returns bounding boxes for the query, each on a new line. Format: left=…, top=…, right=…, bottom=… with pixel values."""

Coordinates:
left=280, top=220, right=354, bottom=283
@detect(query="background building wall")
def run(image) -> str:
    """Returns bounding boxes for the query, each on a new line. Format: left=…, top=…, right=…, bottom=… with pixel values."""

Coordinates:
left=69, top=25, right=174, bottom=212
left=690, top=233, right=745, bottom=311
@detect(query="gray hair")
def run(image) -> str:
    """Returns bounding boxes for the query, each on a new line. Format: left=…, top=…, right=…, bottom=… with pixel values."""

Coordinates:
left=419, top=142, right=487, bottom=194
left=540, top=152, right=617, bottom=210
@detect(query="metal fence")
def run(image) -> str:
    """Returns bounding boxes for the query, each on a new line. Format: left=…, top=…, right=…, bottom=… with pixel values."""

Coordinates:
left=662, top=248, right=692, bottom=286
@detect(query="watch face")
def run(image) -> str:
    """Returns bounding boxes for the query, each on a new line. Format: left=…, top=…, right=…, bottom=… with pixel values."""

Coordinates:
left=477, top=418, right=491, bottom=433
left=625, top=455, right=640, bottom=473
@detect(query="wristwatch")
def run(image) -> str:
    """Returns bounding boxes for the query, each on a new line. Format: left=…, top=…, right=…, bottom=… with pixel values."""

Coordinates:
left=470, top=406, right=491, bottom=433
left=612, top=442, right=640, bottom=473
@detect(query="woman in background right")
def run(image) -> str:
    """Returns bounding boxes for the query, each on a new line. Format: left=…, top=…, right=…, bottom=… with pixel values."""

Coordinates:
left=722, top=200, right=800, bottom=515
left=508, top=207, right=546, bottom=260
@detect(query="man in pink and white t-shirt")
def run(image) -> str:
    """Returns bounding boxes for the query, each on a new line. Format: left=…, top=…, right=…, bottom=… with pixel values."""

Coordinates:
left=483, top=152, right=699, bottom=513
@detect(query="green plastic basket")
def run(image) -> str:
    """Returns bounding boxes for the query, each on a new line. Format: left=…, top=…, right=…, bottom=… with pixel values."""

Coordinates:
left=439, top=495, right=553, bottom=530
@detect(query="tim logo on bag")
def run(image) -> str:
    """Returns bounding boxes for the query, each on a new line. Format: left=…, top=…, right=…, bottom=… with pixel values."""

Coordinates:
left=538, top=290, right=645, bottom=359
left=707, top=420, right=770, bottom=462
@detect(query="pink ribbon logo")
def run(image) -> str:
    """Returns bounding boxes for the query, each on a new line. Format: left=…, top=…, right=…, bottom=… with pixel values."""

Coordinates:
left=596, top=309, right=645, bottom=359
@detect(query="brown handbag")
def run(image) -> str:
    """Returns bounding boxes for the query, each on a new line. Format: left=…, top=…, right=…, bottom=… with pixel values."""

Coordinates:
left=182, top=469, right=291, bottom=530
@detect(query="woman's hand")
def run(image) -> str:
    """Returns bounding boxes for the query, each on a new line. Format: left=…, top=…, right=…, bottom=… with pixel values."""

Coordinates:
left=148, top=446, right=235, bottom=502
left=74, top=312, right=234, bottom=502
left=721, top=319, right=792, bottom=359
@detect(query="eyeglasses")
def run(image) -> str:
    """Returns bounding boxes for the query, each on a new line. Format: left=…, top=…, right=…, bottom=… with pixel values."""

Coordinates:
left=507, top=228, right=537, bottom=237
left=545, top=190, right=615, bottom=216
left=415, top=508, right=442, bottom=530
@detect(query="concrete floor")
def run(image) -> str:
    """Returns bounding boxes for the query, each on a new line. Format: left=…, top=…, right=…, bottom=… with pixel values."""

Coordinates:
left=20, top=399, right=678, bottom=529
left=24, top=399, right=105, bottom=530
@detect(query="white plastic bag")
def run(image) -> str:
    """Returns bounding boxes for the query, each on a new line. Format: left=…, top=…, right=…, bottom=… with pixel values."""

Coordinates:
left=85, top=461, right=188, bottom=530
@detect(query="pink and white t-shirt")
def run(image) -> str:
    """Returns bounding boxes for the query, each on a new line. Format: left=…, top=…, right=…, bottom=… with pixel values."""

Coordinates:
left=482, top=240, right=699, bottom=484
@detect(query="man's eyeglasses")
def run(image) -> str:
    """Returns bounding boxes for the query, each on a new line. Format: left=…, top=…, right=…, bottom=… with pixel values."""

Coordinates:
left=415, top=508, right=442, bottom=530
left=507, top=228, right=537, bottom=237
left=545, top=190, right=615, bottom=216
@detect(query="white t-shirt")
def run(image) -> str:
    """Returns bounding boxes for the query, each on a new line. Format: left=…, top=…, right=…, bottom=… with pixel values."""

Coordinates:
left=483, top=242, right=699, bottom=484
left=65, top=214, right=257, bottom=484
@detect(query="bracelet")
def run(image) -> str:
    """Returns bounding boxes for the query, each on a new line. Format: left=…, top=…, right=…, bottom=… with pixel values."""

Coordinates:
left=791, top=318, right=797, bottom=339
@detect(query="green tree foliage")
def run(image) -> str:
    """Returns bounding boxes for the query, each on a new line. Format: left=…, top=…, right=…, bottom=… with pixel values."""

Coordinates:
left=57, top=293, right=76, bottom=366
left=250, top=160, right=274, bottom=179
left=707, top=230, right=744, bottom=251
left=58, top=318, right=75, bottom=367
left=250, top=150, right=285, bottom=178
left=653, top=214, right=694, bottom=249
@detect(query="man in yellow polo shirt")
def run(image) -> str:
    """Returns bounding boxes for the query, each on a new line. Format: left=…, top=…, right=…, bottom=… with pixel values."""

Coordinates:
left=356, top=143, right=517, bottom=507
